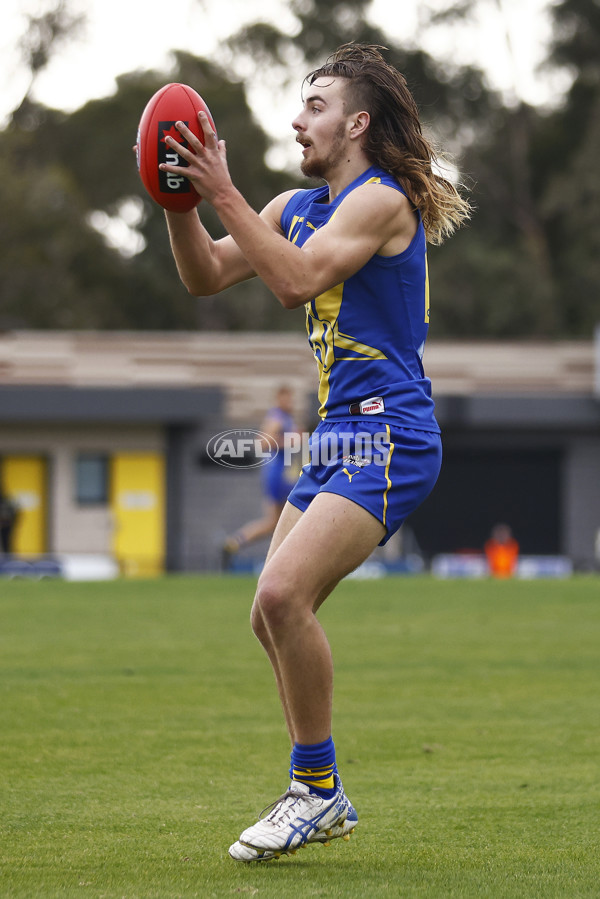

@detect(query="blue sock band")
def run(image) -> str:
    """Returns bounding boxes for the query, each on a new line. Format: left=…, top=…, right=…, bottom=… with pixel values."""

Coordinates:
left=290, top=736, right=337, bottom=798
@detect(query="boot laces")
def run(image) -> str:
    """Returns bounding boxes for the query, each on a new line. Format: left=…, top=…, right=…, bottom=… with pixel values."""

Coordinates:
left=258, top=788, right=313, bottom=826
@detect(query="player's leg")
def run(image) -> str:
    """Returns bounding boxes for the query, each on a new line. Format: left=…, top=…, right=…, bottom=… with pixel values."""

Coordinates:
left=225, top=498, right=285, bottom=549
left=250, top=500, right=349, bottom=747
left=230, top=492, right=383, bottom=861
left=252, top=491, right=386, bottom=744
left=250, top=500, right=304, bottom=743
left=230, top=426, right=442, bottom=861
left=222, top=466, right=290, bottom=569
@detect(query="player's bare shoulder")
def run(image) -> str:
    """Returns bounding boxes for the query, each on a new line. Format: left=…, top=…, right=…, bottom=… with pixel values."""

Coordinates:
left=260, top=189, right=303, bottom=235
left=336, top=180, right=417, bottom=256
left=376, top=183, right=418, bottom=256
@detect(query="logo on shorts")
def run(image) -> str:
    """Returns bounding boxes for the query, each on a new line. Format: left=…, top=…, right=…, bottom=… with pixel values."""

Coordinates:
left=342, top=468, right=360, bottom=483
left=342, top=455, right=371, bottom=468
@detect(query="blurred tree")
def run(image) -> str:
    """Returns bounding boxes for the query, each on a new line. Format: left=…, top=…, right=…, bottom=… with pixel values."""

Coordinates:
left=11, top=0, right=85, bottom=130
left=429, top=99, right=562, bottom=338
left=548, top=0, right=600, bottom=130
left=0, top=130, right=142, bottom=329
left=539, top=0, right=600, bottom=335
left=0, top=52, right=297, bottom=331
left=228, top=0, right=495, bottom=147
left=429, top=0, right=600, bottom=338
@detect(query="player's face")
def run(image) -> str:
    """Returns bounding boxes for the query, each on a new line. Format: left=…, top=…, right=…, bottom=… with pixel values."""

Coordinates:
left=277, top=388, right=293, bottom=413
left=292, top=77, right=351, bottom=180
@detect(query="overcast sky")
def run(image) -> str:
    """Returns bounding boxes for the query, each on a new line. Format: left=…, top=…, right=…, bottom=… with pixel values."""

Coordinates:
left=2, top=0, right=569, bottom=133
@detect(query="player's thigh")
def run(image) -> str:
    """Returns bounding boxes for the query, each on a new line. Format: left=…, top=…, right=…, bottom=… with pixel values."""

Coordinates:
left=264, top=500, right=304, bottom=565
left=259, top=491, right=386, bottom=608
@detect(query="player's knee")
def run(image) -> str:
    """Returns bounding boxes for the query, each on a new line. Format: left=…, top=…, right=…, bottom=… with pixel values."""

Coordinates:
left=250, top=599, right=269, bottom=644
left=253, top=575, right=292, bottom=632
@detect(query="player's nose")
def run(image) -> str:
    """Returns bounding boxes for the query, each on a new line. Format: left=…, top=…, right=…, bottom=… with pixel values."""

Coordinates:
left=292, top=110, right=306, bottom=132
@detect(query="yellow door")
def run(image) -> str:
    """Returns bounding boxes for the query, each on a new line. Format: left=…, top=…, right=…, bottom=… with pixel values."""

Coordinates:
left=0, top=456, right=47, bottom=555
left=110, top=452, right=165, bottom=577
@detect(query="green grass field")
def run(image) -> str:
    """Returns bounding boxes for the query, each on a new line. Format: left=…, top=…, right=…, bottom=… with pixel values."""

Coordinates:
left=1, top=574, right=599, bottom=898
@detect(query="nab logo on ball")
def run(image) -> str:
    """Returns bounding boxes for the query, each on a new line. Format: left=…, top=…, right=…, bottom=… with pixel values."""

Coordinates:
left=158, top=122, right=191, bottom=194
left=136, top=82, right=217, bottom=212
left=207, top=430, right=279, bottom=469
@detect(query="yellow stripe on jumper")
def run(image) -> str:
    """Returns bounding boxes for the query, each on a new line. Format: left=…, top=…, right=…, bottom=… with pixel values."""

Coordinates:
left=287, top=215, right=303, bottom=244
left=307, top=283, right=344, bottom=416
left=334, top=331, right=388, bottom=360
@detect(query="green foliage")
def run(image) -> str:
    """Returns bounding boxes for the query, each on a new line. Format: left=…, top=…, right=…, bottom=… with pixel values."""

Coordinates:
left=0, top=53, right=296, bottom=331
left=230, top=0, right=383, bottom=69
left=429, top=102, right=561, bottom=339
left=549, top=0, right=600, bottom=77
left=1, top=575, right=600, bottom=897
left=0, top=128, right=138, bottom=329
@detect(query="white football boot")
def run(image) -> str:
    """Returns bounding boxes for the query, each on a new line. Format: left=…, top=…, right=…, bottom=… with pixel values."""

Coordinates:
left=309, top=778, right=358, bottom=846
left=228, top=777, right=350, bottom=862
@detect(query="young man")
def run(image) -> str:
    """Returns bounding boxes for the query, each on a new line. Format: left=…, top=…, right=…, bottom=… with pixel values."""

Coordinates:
left=160, top=44, right=470, bottom=862
left=222, top=385, right=301, bottom=571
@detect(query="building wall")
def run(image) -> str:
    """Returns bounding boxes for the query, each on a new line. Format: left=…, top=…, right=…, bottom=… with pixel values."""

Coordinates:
left=408, top=441, right=563, bottom=558
left=0, top=335, right=598, bottom=573
left=165, top=421, right=267, bottom=572
left=428, top=396, right=600, bottom=568
left=563, top=437, right=600, bottom=569
left=0, top=424, right=164, bottom=555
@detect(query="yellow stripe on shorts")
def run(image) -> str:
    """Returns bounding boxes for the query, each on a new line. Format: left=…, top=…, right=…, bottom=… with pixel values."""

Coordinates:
left=382, top=423, right=395, bottom=527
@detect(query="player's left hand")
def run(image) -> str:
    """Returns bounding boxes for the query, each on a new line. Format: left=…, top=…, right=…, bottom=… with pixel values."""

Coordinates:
left=159, top=111, right=231, bottom=205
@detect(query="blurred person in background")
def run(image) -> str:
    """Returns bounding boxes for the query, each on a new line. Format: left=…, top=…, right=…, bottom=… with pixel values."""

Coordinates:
left=485, top=523, right=520, bottom=578
left=0, top=491, right=19, bottom=555
left=222, top=385, right=301, bottom=570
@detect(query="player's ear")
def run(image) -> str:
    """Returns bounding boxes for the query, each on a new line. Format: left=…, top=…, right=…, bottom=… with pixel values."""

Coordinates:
left=349, top=111, right=370, bottom=140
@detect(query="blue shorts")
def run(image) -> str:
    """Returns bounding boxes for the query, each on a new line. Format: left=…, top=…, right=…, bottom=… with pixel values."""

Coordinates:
left=286, top=420, right=442, bottom=545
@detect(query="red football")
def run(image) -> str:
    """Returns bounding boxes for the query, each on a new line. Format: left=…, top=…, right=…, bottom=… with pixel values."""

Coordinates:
left=136, top=82, right=216, bottom=212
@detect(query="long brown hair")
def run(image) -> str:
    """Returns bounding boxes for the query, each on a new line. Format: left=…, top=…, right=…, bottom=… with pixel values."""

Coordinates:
left=305, top=44, right=471, bottom=245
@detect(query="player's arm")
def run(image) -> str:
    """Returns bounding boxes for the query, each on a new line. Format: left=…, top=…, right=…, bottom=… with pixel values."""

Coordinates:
left=215, top=181, right=413, bottom=309
left=164, top=190, right=298, bottom=296
left=162, top=115, right=416, bottom=308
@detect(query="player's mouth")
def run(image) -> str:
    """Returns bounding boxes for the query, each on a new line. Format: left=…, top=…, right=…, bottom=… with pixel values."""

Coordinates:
left=296, top=137, right=312, bottom=154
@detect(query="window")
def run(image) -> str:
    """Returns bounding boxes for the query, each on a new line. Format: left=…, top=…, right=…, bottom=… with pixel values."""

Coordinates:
left=75, top=453, right=109, bottom=505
